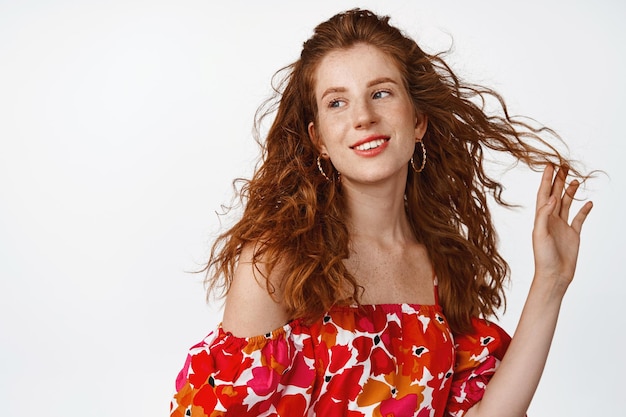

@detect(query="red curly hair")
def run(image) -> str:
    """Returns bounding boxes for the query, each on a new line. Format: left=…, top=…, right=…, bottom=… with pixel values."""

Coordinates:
left=204, top=9, right=582, bottom=333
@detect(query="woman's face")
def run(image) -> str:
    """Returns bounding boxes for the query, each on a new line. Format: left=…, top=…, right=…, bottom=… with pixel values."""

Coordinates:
left=308, top=43, right=427, bottom=188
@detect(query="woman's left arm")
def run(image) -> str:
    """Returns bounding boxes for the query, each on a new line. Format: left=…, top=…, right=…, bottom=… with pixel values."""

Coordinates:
left=464, top=164, right=593, bottom=417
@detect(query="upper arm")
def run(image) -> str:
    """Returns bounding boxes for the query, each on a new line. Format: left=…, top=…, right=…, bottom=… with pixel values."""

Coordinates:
left=221, top=243, right=290, bottom=337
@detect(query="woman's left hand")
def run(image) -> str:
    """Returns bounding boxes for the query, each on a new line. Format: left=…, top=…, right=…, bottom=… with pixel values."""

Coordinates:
left=466, top=165, right=594, bottom=417
left=532, top=164, right=593, bottom=293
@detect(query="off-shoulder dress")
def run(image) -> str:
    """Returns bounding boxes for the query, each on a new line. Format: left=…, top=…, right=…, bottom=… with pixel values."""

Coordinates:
left=171, top=284, right=511, bottom=417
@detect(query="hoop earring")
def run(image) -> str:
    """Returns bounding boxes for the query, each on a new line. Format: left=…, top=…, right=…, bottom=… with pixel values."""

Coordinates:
left=317, top=154, right=331, bottom=181
left=410, top=140, right=427, bottom=173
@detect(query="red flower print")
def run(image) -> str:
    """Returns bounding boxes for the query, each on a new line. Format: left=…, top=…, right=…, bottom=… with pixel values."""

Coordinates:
left=260, top=337, right=291, bottom=369
left=214, top=385, right=249, bottom=409
left=380, top=320, right=401, bottom=353
left=189, top=350, right=216, bottom=388
left=379, top=394, right=418, bottom=417
left=355, top=307, right=389, bottom=333
left=283, top=348, right=316, bottom=388
left=314, top=365, right=366, bottom=414
left=354, top=335, right=374, bottom=362
left=320, top=320, right=339, bottom=347
left=326, top=365, right=364, bottom=401
left=193, top=384, right=218, bottom=416
left=212, top=340, right=252, bottom=382
left=370, top=347, right=395, bottom=376
left=329, top=344, right=352, bottom=373
left=171, top=305, right=468, bottom=417
left=250, top=365, right=281, bottom=396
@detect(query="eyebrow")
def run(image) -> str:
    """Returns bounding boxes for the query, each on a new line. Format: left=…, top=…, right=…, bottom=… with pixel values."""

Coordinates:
left=367, top=77, right=398, bottom=88
left=320, top=77, right=399, bottom=100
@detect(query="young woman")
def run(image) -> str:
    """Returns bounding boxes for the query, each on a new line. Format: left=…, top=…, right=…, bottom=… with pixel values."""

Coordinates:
left=171, top=9, right=592, bottom=417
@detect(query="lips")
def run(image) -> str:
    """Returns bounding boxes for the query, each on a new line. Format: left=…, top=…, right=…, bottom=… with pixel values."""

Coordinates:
left=350, top=135, right=390, bottom=151
left=354, top=138, right=387, bottom=151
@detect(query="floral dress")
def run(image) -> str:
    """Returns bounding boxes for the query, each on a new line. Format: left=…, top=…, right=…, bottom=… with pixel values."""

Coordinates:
left=170, top=302, right=511, bottom=417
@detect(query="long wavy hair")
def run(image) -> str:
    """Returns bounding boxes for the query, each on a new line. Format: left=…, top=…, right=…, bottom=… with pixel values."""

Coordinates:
left=204, top=8, right=582, bottom=333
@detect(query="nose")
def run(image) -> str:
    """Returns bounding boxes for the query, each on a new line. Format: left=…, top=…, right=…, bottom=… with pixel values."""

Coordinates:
left=352, top=99, right=377, bottom=129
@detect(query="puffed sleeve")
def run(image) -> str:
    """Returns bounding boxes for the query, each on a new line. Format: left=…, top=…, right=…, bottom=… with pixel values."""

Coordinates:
left=445, top=318, right=512, bottom=417
left=170, top=321, right=316, bottom=417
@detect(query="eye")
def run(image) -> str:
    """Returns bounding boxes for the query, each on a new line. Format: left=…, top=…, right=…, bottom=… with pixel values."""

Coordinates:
left=373, top=90, right=391, bottom=99
left=328, top=98, right=346, bottom=108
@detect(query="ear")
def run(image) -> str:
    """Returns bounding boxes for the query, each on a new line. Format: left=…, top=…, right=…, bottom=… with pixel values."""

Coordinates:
left=414, top=113, right=428, bottom=140
left=308, top=121, right=328, bottom=155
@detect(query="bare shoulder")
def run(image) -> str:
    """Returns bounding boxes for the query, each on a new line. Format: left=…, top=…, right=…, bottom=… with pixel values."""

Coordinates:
left=221, top=243, right=290, bottom=337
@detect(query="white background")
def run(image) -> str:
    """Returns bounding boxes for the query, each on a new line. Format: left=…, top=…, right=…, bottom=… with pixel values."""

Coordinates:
left=0, top=1, right=623, bottom=416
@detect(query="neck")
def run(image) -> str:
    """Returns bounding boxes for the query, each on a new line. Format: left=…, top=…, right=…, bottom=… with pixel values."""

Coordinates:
left=342, top=177, right=415, bottom=245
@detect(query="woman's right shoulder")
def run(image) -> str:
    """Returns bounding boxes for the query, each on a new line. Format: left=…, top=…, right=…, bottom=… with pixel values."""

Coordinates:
left=221, top=243, right=291, bottom=338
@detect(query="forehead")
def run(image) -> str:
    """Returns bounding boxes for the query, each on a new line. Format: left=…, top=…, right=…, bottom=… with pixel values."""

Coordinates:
left=312, top=43, right=403, bottom=94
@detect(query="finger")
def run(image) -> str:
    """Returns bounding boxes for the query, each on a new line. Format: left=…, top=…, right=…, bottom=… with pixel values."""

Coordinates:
left=571, top=201, right=593, bottom=234
left=534, top=194, right=556, bottom=235
left=536, top=164, right=555, bottom=211
left=559, top=179, right=580, bottom=221
left=551, top=166, right=569, bottom=213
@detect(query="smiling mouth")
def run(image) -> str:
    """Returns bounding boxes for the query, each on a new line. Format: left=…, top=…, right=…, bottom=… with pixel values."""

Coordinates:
left=352, top=138, right=388, bottom=151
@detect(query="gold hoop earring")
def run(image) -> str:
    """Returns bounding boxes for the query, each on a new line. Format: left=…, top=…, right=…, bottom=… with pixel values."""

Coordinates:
left=410, top=140, right=427, bottom=173
left=317, top=154, right=331, bottom=181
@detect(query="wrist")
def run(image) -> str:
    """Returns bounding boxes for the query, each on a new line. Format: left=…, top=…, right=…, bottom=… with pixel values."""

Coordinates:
left=529, top=273, right=569, bottom=304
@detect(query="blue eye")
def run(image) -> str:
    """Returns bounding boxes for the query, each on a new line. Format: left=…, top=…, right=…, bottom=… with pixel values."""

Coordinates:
left=329, top=99, right=345, bottom=108
left=373, top=90, right=391, bottom=99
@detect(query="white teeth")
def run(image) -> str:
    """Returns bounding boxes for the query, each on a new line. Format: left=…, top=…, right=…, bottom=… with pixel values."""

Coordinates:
left=355, top=139, right=386, bottom=151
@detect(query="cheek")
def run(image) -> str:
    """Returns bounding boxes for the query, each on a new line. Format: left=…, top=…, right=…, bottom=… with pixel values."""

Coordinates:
left=316, top=115, right=342, bottom=144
